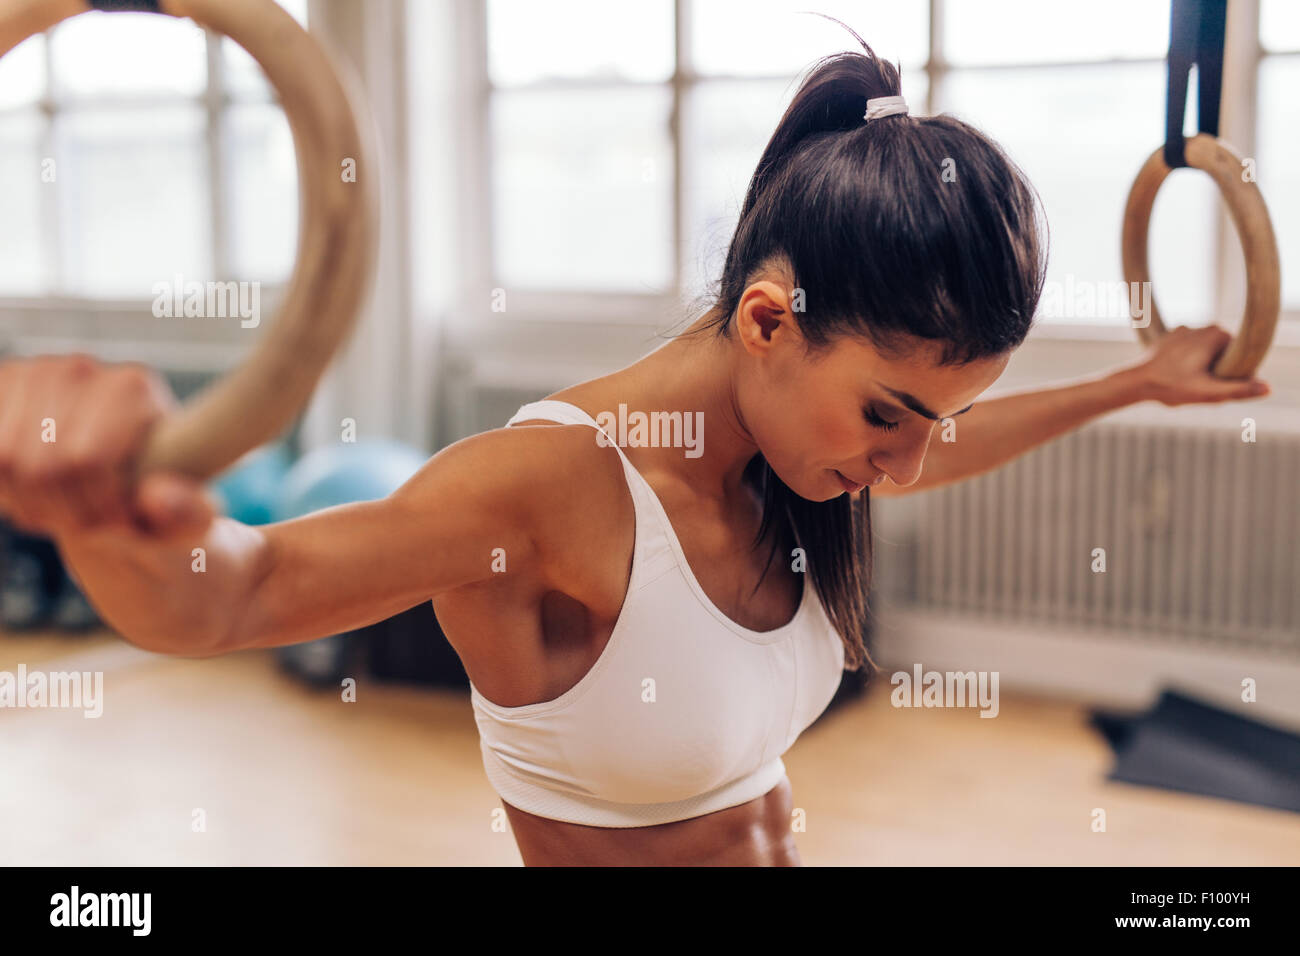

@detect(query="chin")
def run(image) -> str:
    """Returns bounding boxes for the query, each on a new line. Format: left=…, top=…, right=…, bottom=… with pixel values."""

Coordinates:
left=752, top=455, right=848, bottom=503
left=790, top=470, right=847, bottom=503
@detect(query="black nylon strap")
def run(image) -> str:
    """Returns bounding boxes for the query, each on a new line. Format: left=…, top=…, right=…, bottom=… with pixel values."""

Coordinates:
left=88, top=0, right=162, bottom=10
left=1164, top=0, right=1227, bottom=169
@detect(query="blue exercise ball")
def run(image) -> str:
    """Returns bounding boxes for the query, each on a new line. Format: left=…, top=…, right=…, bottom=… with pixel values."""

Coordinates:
left=272, top=440, right=428, bottom=521
left=210, top=442, right=293, bottom=525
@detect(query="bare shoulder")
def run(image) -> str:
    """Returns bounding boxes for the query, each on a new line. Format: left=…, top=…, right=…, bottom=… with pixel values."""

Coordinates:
left=497, top=420, right=632, bottom=582
left=397, top=420, right=614, bottom=500
left=407, top=420, right=630, bottom=586
left=459, top=417, right=623, bottom=495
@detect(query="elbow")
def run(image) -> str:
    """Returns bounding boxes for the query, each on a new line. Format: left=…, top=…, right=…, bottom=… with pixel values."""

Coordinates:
left=203, top=585, right=265, bottom=657
left=206, top=524, right=280, bottom=655
left=114, top=627, right=231, bottom=659
left=126, top=588, right=263, bottom=659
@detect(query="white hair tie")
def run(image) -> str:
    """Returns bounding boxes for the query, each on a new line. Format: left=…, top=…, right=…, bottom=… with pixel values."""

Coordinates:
left=863, top=95, right=909, bottom=121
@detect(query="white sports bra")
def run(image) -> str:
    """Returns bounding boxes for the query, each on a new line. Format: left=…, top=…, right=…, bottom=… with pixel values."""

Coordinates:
left=469, top=400, right=847, bottom=828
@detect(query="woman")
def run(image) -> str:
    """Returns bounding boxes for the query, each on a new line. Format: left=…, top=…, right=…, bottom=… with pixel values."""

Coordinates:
left=0, top=30, right=1269, bottom=866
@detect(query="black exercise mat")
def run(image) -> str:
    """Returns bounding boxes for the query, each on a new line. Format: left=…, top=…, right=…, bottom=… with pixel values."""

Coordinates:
left=1092, top=689, right=1300, bottom=815
left=1089, top=709, right=1137, bottom=752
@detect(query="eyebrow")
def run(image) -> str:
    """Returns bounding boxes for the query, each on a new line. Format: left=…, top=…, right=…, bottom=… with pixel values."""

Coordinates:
left=881, top=386, right=975, bottom=422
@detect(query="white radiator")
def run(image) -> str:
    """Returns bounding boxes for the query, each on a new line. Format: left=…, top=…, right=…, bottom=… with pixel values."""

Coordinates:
left=871, top=421, right=1300, bottom=722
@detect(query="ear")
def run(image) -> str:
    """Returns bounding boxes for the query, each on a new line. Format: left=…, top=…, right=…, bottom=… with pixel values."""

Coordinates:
left=735, top=281, right=797, bottom=354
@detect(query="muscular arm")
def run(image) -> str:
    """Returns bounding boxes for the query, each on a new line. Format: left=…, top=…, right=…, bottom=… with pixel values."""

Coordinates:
left=58, top=427, right=551, bottom=656
left=874, top=323, right=1272, bottom=499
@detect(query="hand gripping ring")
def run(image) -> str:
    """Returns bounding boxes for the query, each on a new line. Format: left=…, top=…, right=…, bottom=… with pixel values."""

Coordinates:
left=1121, top=132, right=1280, bottom=379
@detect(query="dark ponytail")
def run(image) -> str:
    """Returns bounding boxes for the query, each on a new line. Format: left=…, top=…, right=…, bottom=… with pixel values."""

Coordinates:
left=680, top=17, right=1048, bottom=673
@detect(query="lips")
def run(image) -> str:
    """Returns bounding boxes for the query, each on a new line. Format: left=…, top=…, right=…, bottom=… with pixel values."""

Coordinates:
left=835, top=470, right=867, bottom=493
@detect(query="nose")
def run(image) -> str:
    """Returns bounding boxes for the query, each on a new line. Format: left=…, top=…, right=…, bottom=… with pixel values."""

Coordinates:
left=869, top=428, right=932, bottom=488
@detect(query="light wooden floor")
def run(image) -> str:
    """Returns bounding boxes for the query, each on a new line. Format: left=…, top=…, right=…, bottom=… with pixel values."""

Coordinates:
left=2, top=629, right=1297, bottom=865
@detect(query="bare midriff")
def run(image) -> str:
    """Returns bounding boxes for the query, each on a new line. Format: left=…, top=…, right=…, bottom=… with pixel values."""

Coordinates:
left=500, top=776, right=801, bottom=866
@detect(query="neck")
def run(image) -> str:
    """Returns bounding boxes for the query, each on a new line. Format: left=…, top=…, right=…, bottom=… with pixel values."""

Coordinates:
left=618, top=310, right=760, bottom=505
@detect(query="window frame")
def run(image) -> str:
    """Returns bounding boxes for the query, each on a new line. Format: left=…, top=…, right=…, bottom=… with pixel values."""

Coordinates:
left=460, top=0, right=1300, bottom=347
left=0, top=15, right=294, bottom=358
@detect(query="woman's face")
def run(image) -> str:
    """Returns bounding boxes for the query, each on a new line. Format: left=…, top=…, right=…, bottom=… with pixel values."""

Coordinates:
left=734, top=282, right=1011, bottom=501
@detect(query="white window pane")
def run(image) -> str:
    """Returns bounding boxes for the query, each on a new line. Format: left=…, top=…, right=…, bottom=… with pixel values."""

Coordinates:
left=684, top=79, right=792, bottom=299
left=488, top=0, right=673, bottom=86
left=682, top=73, right=929, bottom=301
left=223, top=43, right=269, bottom=99
left=1145, top=170, right=1219, bottom=328
left=224, top=104, right=297, bottom=282
left=945, top=1, right=1169, bottom=66
left=941, top=63, right=1216, bottom=327
left=278, top=0, right=309, bottom=25
left=55, top=107, right=210, bottom=298
left=692, top=0, right=927, bottom=77
left=0, top=35, right=46, bottom=109
left=0, top=112, right=49, bottom=295
left=492, top=87, right=673, bottom=292
left=51, top=12, right=206, bottom=98
left=1261, top=0, right=1300, bottom=52
left=223, top=0, right=309, bottom=99
left=1258, top=58, right=1300, bottom=310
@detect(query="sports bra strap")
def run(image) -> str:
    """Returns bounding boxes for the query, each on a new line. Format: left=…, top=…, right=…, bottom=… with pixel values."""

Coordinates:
left=507, top=399, right=636, bottom=468
left=506, top=399, right=599, bottom=429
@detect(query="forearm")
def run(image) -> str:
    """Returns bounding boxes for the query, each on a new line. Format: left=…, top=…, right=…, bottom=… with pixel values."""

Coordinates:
left=57, top=517, right=269, bottom=656
left=899, top=364, right=1149, bottom=495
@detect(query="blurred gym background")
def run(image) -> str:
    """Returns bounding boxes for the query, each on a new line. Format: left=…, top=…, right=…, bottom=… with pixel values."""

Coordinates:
left=1, top=0, right=1297, bottom=865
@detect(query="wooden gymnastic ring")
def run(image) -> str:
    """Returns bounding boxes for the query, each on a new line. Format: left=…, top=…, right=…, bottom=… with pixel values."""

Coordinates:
left=1121, top=132, right=1280, bottom=379
left=0, top=0, right=377, bottom=479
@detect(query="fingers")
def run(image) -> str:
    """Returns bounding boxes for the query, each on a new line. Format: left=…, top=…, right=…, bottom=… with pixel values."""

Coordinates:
left=0, top=355, right=183, bottom=539
left=63, top=365, right=167, bottom=528
left=1194, top=376, right=1270, bottom=403
left=1169, top=323, right=1231, bottom=346
left=1227, top=379, right=1270, bottom=400
left=1151, top=325, right=1271, bottom=405
left=1203, top=324, right=1233, bottom=364
left=133, top=472, right=218, bottom=539
left=8, top=357, right=92, bottom=531
left=1195, top=326, right=1268, bottom=398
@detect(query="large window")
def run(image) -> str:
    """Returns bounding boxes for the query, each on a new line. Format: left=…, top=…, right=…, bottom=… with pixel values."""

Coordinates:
left=478, top=0, right=1296, bottom=328
left=0, top=1, right=305, bottom=302
left=1258, top=0, right=1300, bottom=313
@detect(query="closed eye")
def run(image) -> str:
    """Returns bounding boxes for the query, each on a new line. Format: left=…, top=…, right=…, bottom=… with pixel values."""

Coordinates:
left=864, top=407, right=900, bottom=432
